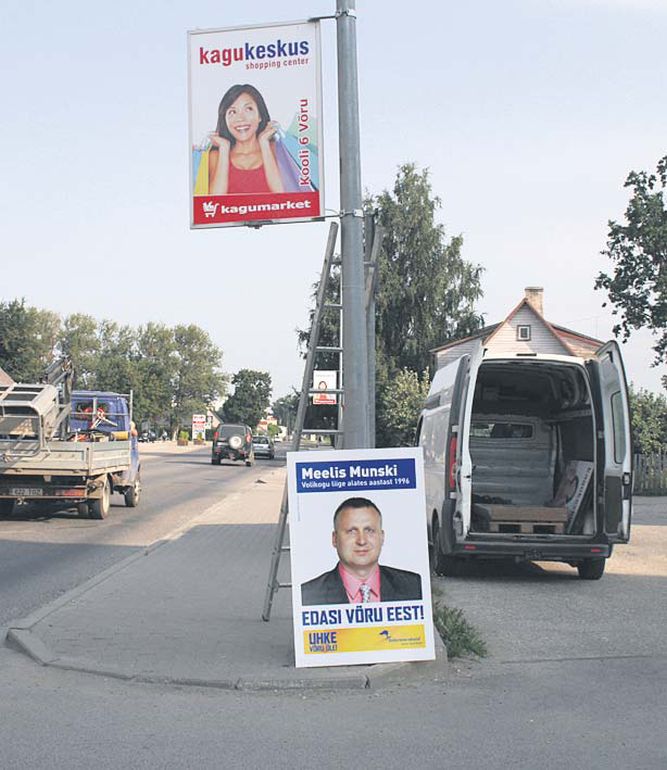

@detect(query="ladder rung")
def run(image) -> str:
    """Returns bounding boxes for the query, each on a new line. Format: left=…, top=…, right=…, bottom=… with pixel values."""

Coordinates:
left=315, top=346, right=343, bottom=353
left=277, top=582, right=292, bottom=589
left=308, top=388, right=343, bottom=395
left=323, top=303, right=343, bottom=310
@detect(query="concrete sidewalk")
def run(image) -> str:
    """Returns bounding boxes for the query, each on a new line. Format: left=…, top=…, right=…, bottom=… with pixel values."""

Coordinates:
left=6, top=466, right=445, bottom=691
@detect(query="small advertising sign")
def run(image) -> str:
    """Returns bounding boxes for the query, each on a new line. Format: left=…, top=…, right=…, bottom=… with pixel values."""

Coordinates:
left=192, top=414, right=207, bottom=440
left=312, top=370, right=337, bottom=405
left=188, top=20, right=324, bottom=228
left=287, top=448, right=435, bottom=668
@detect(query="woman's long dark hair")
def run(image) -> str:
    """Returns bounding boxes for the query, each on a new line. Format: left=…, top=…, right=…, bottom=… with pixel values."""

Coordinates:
left=215, top=84, right=271, bottom=146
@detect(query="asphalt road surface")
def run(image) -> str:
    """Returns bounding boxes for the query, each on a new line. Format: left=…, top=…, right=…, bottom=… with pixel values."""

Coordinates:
left=0, top=442, right=284, bottom=627
left=1, top=456, right=664, bottom=769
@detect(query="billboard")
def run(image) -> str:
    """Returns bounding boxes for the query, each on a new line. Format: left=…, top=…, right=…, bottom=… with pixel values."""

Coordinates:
left=312, top=370, right=337, bottom=405
left=188, top=21, right=323, bottom=228
left=192, top=413, right=207, bottom=440
left=287, top=448, right=435, bottom=668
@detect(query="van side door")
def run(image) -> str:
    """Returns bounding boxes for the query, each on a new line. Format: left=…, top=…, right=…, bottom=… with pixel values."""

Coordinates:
left=418, top=355, right=467, bottom=542
left=589, top=341, right=632, bottom=542
left=456, top=341, right=485, bottom=538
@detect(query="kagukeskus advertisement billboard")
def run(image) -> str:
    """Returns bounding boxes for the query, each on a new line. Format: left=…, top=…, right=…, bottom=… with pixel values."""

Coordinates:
left=188, top=21, right=324, bottom=228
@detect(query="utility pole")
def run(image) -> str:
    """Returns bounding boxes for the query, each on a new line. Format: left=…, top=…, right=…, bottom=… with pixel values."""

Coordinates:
left=337, top=0, right=369, bottom=448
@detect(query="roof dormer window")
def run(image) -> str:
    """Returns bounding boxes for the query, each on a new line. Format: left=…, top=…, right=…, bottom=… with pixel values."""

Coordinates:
left=517, top=324, right=531, bottom=341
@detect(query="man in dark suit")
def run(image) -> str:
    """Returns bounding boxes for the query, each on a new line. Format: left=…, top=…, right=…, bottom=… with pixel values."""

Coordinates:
left=301, top=497, right=422, bottom=606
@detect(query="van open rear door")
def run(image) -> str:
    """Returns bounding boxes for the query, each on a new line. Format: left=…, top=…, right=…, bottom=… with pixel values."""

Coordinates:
left=591, top=341, right=632, bottom=542
left=457, top=340, right=485, bottom=537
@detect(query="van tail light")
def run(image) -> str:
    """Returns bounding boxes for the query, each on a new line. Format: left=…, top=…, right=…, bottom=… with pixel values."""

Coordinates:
left=213, top=431, right=218, bottom=441
left=246, top=433, right=251, bottom=444
left=448, top=435, right=458, bottom=490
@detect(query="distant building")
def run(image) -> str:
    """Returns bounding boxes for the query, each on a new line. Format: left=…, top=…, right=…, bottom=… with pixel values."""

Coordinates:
left=257, top=412, right=278, bottom=434
left=431, top=287, right=603, bottom=370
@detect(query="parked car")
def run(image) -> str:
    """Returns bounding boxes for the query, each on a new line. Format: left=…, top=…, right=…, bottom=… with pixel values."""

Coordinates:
left=212, top=424, right=254, bottom=466
left=252, top=435, right=275, bottom=460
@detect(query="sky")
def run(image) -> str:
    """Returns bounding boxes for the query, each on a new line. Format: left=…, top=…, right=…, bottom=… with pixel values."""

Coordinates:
left=1, top=0, right=665, bottom=399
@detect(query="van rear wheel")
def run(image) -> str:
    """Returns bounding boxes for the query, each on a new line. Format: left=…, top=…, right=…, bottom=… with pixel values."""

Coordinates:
left=431, top=517, right=463, bottom=577
left=577, top=558, right=605, bottom=580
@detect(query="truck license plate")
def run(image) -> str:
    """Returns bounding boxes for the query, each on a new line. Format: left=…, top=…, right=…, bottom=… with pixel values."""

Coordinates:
left=9, top=487, right=44, bottom=497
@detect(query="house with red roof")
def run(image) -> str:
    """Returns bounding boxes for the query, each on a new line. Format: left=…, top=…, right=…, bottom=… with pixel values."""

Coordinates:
left=431, top=287, right=604, bottom=370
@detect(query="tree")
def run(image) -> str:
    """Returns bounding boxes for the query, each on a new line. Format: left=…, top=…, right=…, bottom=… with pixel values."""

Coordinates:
left=0, top=299, right=61, bottom=382
left=629, top=386, right=667, bottom=455
left=295, top=164, right=484, bottom=446
left=222, top=369, right=272, bottom=428
left=60, top=313, right=101, bottom=389
left=376, top=368, right=430, bottom=447
left=370, top=164, right=484, bottom=446
left=596, top=155, right=667, bottom=368
left=272, top=390, right=300, bottom=434
left=134, top=323, right=177, bottom=428
left=370, top=163, right=484, bottom=376
left=93, top=320, right=139, bottom=395
left=172, top=324, right=226, bottom=433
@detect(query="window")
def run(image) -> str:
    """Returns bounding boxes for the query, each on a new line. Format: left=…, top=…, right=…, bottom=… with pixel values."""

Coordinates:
left=611, top=391, right=626, bottom=463
left=470, top=422, right=533, bottom=439
left=516, top=324, right=531, bottom=341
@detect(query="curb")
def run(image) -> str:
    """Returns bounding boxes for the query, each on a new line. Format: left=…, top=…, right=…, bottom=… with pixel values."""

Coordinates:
left=6, top=625, right=445, bottom=691
left=6, top=625, right=373, bottom=690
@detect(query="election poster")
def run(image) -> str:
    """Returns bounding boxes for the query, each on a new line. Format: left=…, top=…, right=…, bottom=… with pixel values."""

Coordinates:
left=188, top=21, right=324, bottom=228
left=312, top=370, right=337, bottom=405
left=287, top=448, right=435, bottom=668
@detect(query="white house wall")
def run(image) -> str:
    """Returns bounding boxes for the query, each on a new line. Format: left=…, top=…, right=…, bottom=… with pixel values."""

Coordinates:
left=490, top=306, right=571, bottom=356
left=434, top=308, right=573, bottom=371
left=435, top=339, right=479, bottom=370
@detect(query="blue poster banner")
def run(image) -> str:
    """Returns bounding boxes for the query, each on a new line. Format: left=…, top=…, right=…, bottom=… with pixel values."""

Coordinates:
left=295, top=458, right=416, bottom=493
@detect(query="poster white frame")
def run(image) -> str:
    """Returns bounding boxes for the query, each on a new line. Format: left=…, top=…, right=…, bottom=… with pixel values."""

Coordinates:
left=288, top=447, right=435, bottom=668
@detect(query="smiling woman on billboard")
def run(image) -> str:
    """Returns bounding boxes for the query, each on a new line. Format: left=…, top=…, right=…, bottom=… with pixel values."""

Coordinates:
left=208, top=84, right=284, bottom=195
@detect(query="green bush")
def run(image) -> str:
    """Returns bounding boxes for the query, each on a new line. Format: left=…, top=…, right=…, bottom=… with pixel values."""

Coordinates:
left=432, top=600, right=487, bottom=659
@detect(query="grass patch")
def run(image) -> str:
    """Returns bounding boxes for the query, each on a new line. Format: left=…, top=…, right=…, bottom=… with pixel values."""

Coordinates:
left=432, top=600, right=488, bottom=659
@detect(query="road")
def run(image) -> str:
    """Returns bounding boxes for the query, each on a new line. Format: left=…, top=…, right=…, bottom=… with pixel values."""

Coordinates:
left=0, top=442, right=283, bottom=627
left=1, top=457, right=665, bottom=768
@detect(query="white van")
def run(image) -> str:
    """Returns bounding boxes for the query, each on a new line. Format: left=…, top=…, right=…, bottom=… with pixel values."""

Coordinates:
left=417, top=341, right=632, bottom=580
